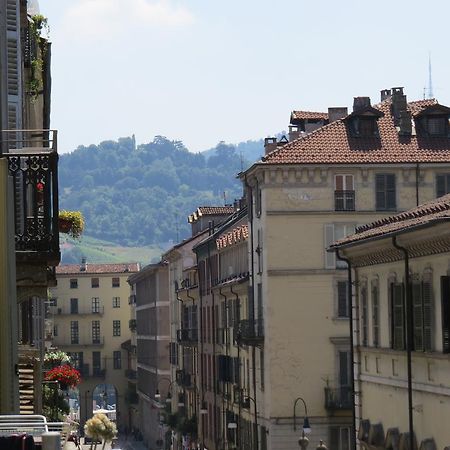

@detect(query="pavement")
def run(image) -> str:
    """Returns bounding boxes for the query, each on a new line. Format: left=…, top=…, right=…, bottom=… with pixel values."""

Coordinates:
left=79, top=435, right=148, bottom=450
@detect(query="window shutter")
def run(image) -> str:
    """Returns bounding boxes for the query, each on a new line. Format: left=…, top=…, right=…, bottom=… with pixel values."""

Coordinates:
left=386, top=174, right=396, bottom=209
left=375, top=174, right=385, bottom=209
left=372, top=285, right=380, bottom=347
left=441, top=276, right=450, bottom=353
left=324, top=224, right=335, bottom=269
left=412, top=282, right=423, bottom=351
left=422, top=281, right=433, bottom=351
left=361, top=286, right=368, bottom=346
left=392, top=283, right=405, bottom=350
left=337, top=281, right=348, bottom=317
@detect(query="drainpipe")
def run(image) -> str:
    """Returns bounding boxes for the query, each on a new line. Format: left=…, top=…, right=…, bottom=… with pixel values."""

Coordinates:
left=415, top=163, right=420, bottom=206
left=219, top=287, right=228, bottom=448
left=230, top=284, right=241, bottom=447
left=335, top=250, right=356, bottom=450
left=392, top=236, right=414, bottom=449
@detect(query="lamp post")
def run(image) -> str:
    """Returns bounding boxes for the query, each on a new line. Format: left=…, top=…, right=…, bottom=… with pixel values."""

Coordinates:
left=154, top=378, right=173, bottom=404
left=293, top=397, right=311, bottom=449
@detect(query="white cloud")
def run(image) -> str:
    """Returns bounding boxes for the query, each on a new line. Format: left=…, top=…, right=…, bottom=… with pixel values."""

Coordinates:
left=60, top=0, right=195, bottom=40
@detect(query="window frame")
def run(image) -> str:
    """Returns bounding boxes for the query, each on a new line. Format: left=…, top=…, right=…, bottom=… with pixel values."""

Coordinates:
left=70, top=298, right=79, bottom=315
left=112, top=296, right=120, bottom=308
left=436, top=173, right=450, bottom=198
left=91, top=277, right=99, bottom=288
left=92, top=297, right=100, bottom=314
left=334, top=174, right=355, bottom=212
left=113, top=320, right=121, bottom=337
left=70, top=321, right=79, bottom=344
left=92, top=320, right=100, bottom=344
left=375, top=173, right=396, bottom=211
left=113, top=350, right=122, bottom=369
left=336, top=279, right=350, bottom=319
left=70, top=278, right=78, bottom=289
left=371, top=280, right=380, bottom=348
left=112, top=277, right=120, bottom=288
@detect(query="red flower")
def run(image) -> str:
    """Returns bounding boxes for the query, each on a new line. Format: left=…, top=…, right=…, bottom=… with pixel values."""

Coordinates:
left=44, top=365, right=81, bottom=388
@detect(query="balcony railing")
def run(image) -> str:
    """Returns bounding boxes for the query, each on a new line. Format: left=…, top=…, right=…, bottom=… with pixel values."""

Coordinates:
left=54, top=336, right=105, bottom=347
left=125, top=369, right=137, bottom=380
left=4, top=130, right=59, bottom=264
left=334, top=190, right=355, bottom=211
left=129, top=319, right=137, bottom=331
left=176, top=369, right=192, bottom=388
left=324, top=386, right=352, bottom=410
left=234, top=318, right=264, bottom=346
left=52, top=306, right=105, bottom=316
left=177, top=328, right=198, bottom=346
left=80, top=364, right=106, bottom=379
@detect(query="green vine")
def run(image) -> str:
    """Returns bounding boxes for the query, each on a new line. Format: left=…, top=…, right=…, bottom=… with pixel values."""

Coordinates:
left=27, top=14, right=49, bottom=101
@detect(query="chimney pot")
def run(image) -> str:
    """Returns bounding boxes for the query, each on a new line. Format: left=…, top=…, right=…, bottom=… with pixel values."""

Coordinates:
left=391, top=87, right=407, bottom=124
left=353, top=97, right=371, bottom=112
left=288, top=125, right=301, bottom=141
left=380, top=89, right=392, bottom=102
left=80, top=257, right=87, bottom=271
left=264, top=137, right=277, bottom=155
left=328, top=107, right=348, bottom=123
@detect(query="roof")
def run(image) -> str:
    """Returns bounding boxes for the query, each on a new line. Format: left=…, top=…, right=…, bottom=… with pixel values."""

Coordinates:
left=331, top=193, right=450, bottom=248
left=216, top=224, right=249, bottom=250
left=291, top=110, right=328, bottom=121
left=56, top=262, right=140, bottom=275
left=263, top=98, right=450, bottom=165
left=188, top=206, right=234, bottom=223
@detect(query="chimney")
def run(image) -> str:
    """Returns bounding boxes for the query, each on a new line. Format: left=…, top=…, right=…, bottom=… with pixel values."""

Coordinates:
left=398, top=110, right=412, bottom=135
left=353, top=97, right=371, bottom=113
left=288, top=125, right=301, bottom=141
left=380, top=89, right=392, bottom=102
left=80, top=257, right=87, bottom=272
left=391, top=87, right=407, bottom=124
left=264, top=137, right=277, bottom=155
left=328, top=107, right=348, bottom=123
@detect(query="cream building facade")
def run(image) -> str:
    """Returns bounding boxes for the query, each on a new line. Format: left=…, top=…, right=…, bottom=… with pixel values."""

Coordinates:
left=331, top=194, right=450, bottom=450
left=50, top=261, right=139, bottom=428
left=239, top=87, right=450, bottom=449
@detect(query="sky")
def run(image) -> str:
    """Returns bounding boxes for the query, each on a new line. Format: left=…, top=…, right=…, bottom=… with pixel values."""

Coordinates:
left=38, top=0, right=450, bottom=154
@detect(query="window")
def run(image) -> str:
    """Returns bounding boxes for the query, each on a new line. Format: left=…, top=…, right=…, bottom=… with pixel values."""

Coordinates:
left=334, top=175, right=355, bottom=211
left=337, top=280, right=349, bottom=318
left=53, top=324, right=58, bottom=337
left=256, top=229, right=263, bottom=274
left=92, top=297, right=100, bottom=313
left=68, top=352, right=83, bottom=370
left=411, top=281, right=433, bottom=351
left=372, top=283, right=380, bottom=347
left=441, top=276, right=450, bottom=353
left=361, top=285, right=368, bottom=346
left=324, top=224, right=356, bottom=269
left=91, top=277, right=99, bottom=288
left=391, top=283, right=405, bottom=350
left=113, top=351, right=122, bottom=369
left=428, top=117, right=447, bottom=136
left=330, top=426, right=351, bottom=450
left=92, top=320, right=100, bottom=344
left=70, top=279, right=78, bottom=289
left=255, top=181, right=262, bottom=217
left=375, top=174, right=396, bottom=211
left=436, top=174, right=450, bottom=197
left=112, top=277, right=120, bottom=288
left=49, top=297, right=57, bottom=306
left=70, top=298, right=78, bottom=314
left=113, top=320, right=121, bottom=336
left=70, top=321, right=79, bottom=344
left=112, top=297, right=120, bottom=308
left=92, top=351, right=101, bottom=376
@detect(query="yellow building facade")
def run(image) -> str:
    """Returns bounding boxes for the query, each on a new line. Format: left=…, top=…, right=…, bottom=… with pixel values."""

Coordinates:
left=50, top=261, right=139, bottom=428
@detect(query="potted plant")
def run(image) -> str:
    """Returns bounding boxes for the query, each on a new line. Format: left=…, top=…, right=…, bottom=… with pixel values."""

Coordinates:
left=58, top=210, right=85, bottom=238
left=84, top=413, right=117, bottom=450
left=44, top=364, right=81, bottom=390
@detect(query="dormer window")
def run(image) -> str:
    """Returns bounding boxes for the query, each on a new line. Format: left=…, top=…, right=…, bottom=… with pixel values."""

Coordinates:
left=350, top=117, right=378, bottom=137
left=428, top=116, right=448, bottom=136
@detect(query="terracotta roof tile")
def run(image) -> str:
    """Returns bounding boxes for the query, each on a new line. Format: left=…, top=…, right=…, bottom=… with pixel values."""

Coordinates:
left=264, top=98, right=450, bottom=165
left=188, top=206, right=234, bottom=223
left=216, top=224, right=249, bottom=250
left=291, top=110, right=329, bottom=121
left=56, top=262, right=140, bottom=275
left=332, top=193, right=450, bottom=248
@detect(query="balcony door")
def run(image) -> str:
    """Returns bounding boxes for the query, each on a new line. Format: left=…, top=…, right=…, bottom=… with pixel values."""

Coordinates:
left=334, top=175, right=355, bottom=211
left=338, top=350, right=351, bottom=403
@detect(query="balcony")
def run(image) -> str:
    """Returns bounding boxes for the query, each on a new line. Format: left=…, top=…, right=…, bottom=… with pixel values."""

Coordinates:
left=125, top=369, right=137, bottom=380
left=334, top=190, right=355, bottom=211
left=176, top=369, right=192, bottom=388
left=177, top=328, right=198, bottom=347
left=80, top=364, right=106, bottom=379
left=129, top=319, right=137, bottom=331
left=55, top=336, right=105, bottom=347
left=324, top=386, right=352, bottom=411
left=234, top=318, right=264, bottom=346
left=52, top=306, right=105, bottom=316
left=4, top=130, right=59, bottom=265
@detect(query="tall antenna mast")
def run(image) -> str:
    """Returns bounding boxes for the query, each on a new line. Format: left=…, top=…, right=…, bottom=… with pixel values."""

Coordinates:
left=428, top=53, right=433, bottom=99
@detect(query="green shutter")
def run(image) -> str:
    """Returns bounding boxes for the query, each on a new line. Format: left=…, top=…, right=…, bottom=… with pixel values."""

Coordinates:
left=412, top=282, right=423, bottom=351
left=422, top=281, right=433, bottom=351
left=392, top=283, right=405, bottom=350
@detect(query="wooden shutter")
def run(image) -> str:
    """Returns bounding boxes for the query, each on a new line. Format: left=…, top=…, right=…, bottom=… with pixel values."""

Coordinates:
left=386, top=174, right=396, bottom=209
left=324, top=224, right=336, bottom=269
left=337, top=281, right=348, bottom=317
left=361, top=286, right=368, bottom=346
left=372, top=284, right=380, bottom=347
left=412, top=282, right=423, bottom=351
left=375, top=174, right=385, bottom=209
left=436, top=174, right=447, bottom=197
left=422, top=281, right=433, bottom=351
left=392, top=283, right=405, bottom=350
left=441, top=276, right=450, bottom=353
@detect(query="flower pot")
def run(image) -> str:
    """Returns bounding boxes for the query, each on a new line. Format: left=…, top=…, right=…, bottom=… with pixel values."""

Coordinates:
left=58, top=218, right=72, bottom=234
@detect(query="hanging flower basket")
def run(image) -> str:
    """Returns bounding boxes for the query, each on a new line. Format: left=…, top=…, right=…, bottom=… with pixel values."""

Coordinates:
left=44, top=364, right=81, bottom=389
left=58, top=210, right=85, bottom=239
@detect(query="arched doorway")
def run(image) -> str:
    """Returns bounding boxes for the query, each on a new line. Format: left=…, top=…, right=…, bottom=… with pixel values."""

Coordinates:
left=92, top=384, right=118, bottom=422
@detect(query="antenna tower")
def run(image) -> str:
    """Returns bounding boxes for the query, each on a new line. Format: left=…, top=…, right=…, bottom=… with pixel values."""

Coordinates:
left=428, top=54, right=433, bottom=99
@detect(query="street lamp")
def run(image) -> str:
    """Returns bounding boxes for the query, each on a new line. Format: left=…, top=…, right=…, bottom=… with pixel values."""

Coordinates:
left=293, top=397, right=311, bottom=449
left=154, top=378, right=173, bottom=403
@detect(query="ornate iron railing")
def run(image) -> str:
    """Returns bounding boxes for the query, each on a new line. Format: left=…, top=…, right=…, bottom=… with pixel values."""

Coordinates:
left=4, top=130, right=59, bottom=263
left=334, top=190, right=355, bottom=211
left=176, top=328, right=198, bottom=346
left=234, top=318, right=264, bottom=346
left=324, top=386, right=352, bottom=410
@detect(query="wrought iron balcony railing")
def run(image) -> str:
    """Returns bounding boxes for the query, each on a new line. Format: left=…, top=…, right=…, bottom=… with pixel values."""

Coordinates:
left=177, top=328, right=198, bottom=346
left=125, top=369, right=137, bottom=380
left=176, top=369, right=192, bottom=388
left=334, top=190, right=355, bottom=211
left=234, top=318, right=264, bottom=346
left=3, top=130, right=59, bottom=264
left=324, top=386, right=352, bottom=410
left=52, top=306, right=105, bottom=315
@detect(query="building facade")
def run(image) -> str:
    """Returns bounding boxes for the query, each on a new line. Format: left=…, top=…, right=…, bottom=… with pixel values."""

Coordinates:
left=128, top=262, right=170, bottom=448
left=331, top=194, right=450, bottom=450
left=239, top=87, right=450, bottom=449
left=50, top=261, right=139, bottom=428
